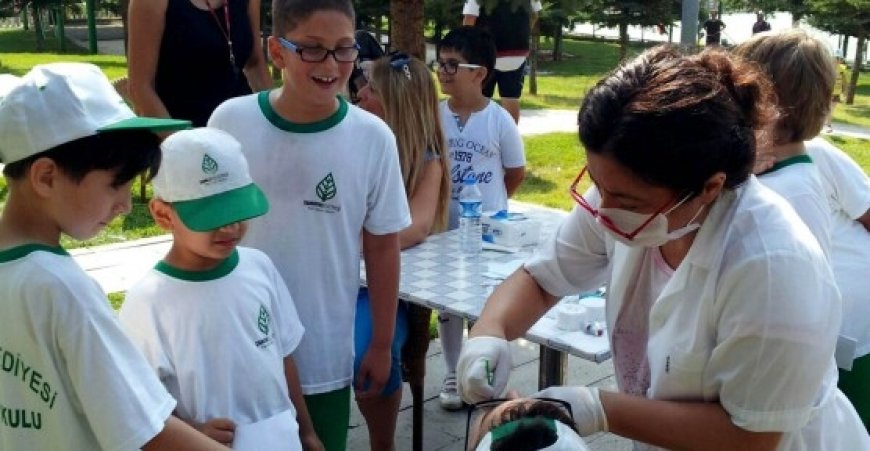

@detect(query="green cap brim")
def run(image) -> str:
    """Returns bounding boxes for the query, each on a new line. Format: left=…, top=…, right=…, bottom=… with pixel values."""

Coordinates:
left=98, top=116, right=191, bottom=133
left=173, top=183, right=269, bottom=232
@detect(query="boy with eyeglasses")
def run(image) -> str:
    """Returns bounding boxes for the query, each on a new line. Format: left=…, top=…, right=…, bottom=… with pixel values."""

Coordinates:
left=207, top=1, right=410, bottom=449
left=434, top=25, right=526, bottom=411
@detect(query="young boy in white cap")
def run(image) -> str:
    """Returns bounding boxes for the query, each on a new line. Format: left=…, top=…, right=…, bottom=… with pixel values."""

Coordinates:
left=119, top=128, right=321, bottom=451
left=0, top=63, right=226, bottom=450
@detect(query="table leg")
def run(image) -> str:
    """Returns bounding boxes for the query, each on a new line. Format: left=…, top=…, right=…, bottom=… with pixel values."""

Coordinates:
left=412, top=381, right=423, bottom=451
left=538, top=346, right=566, bottom=389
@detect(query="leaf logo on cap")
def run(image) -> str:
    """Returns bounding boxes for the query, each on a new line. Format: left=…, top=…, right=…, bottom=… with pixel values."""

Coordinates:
left=202, top=154, right=219, bottom=175
left=258, top=305, right=270, bottom=335
left=316, top=173, right=337, bottom=202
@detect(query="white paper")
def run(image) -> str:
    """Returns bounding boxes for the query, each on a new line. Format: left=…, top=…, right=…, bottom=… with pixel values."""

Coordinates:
left=232, top=409, right=300, bottom=451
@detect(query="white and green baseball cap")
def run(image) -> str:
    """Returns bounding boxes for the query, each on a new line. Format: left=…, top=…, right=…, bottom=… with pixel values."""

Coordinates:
left=475, top=417, right=590, bottom=451
left=0, top=62, right=190, bottom=164
left=152, top=128, right=269, bottom=231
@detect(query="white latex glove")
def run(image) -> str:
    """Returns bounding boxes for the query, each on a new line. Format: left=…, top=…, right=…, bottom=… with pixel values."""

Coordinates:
left=456, top=336, right=512, bottom=404
left=533, top=385, right=608, bottom=436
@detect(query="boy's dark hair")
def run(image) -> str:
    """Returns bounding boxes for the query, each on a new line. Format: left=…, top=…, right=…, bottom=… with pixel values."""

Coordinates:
left=272, top=0, right=355, bottom=38
left=2, top=130, right=161, bottom=188
left=489, top=401, right=577, bottom=451
left=579, top=45, right=777, bottom=194
left=437, top=26, right=496, bottom=80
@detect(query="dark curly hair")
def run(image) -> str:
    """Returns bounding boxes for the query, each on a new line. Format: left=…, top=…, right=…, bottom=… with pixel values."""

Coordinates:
left=578, top=45, right=777, bottom=195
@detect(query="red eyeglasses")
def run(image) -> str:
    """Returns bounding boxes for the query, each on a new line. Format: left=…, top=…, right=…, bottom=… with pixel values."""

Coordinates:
left=569, top=166, right=678, bottom=241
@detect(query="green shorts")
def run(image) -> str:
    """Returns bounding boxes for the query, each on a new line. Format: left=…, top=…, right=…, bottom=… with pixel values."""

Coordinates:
left=304, top=387, right=351, bottom=451
left=839, top=353, right=870, bottom=432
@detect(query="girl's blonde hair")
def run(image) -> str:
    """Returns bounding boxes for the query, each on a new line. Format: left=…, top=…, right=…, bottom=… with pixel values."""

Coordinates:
left=368, top=55, right=451, bottom=233
left=734, top=29, right=836, bottom=144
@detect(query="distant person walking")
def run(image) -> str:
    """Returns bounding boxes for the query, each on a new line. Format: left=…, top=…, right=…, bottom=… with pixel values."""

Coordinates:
left=752, top=11, right=771, bottom=35
left=703, top=11, right=726, bottom=47
left=462, top=0, right=542, bottom=124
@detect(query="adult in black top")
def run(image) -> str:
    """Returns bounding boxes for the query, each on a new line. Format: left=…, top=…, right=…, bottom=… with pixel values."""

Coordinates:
left=463, top=0, right=542, bottom=123
left=702, top=11, right=726, bottom=47
left=752, top=12, right=771, bottom=35
left=128, top=0, right=271, bottom=127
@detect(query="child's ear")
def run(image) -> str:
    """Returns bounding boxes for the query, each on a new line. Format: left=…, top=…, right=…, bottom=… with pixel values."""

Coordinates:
left=149, top=198, right=175, bottom=231
left=267, top=36, right=288, bottom=70
left=475, top=67, right=489, bottom=86
left=28, top=157, right=59, bottom=197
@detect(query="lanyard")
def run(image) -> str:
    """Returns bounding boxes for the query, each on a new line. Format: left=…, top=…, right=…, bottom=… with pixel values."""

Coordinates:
left=207, top=0, right=238, bottom=76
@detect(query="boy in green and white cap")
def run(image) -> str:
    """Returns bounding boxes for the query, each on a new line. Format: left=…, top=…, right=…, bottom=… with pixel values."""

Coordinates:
left=119, top=128, right=321, bottom=451
left=0, top=63, right=227, bottom=450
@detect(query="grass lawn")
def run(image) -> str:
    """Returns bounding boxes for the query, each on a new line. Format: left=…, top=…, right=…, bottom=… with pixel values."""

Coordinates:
left=0, top=29, right=127, bottom=79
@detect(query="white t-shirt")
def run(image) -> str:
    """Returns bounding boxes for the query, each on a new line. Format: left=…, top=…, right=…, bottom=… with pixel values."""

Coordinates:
left=209, top=93, right=411, bottom=394
left=757, top=155, right=832, bottom=259
left=806, top=137, right=870, bottom=359
left=120, top=247, right=304, bottom=450
left=525, top=179, right=868, bottom=449
left=440, top=99, right=525, bottom=228
left=0, top=244, right=175, bottom=451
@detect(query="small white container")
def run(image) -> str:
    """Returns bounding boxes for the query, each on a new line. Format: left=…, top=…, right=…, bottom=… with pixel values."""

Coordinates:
left=555, top=302, right=588, bottom=331
left=578, top=296, right=606, bottom=323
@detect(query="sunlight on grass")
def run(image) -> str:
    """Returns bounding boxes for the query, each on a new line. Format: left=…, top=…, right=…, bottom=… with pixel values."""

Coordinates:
left=107, top=291, right=125, bottom=311
left=0, top=29, right=127, bottom=79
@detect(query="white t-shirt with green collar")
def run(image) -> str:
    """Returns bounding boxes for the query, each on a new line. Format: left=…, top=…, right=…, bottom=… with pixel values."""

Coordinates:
left=119, top=247, right=304, bottom=450
left=209, top=94, right=411, bottom=394
left=0, top=244, right=175, bottom=451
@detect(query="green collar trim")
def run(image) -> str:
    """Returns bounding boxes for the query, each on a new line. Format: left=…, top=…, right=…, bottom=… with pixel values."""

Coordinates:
left=155, top=249, right=239, bottom=281
left=0, top=244, right=68, bottom=262
left=257, top=91, right=348, bottom=133
left=758, top=154, right=813, bottom=176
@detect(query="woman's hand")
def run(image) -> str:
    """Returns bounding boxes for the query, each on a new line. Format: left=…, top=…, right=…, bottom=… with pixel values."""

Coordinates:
left=457, top=336, right=513, bottom=404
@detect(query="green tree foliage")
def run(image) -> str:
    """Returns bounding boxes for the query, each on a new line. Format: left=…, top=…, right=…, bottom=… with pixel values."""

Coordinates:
left=575, top=0, right=675, bottom=59
left=721, top=0, right=809, bottom=24
left=807, top=0, right=869, bottom=103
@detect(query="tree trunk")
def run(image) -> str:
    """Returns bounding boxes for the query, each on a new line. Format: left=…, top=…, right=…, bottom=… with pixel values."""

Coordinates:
left=846, top=34, right=865, bottom=105
left=390, top=0, right=424, bottom=59
left=529, top=26, right=538, bottom=95
left=33, top=5, right=45, bottom=51
left=553, top=24, right=562, bottom=62
left=843, top=35, right=850, bottom=60
left=619, top=20, right=628, bottom=61
left=120, top=0, right=129, bottom=55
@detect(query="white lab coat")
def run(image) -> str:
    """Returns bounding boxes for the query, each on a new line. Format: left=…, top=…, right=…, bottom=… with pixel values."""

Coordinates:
left=525, top=177, right=869, bottom=450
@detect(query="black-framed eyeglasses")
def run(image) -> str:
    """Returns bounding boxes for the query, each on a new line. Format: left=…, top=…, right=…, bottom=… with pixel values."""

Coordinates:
left=433, top=59, right=482, bottom=75
left=389, top=52, right=412, bottom=80
left=277, top=37, right=360, bottom=63
left=464, top=397, right=574, bottom=451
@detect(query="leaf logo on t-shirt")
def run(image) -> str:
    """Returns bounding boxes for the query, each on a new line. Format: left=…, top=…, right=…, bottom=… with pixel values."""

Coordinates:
left=316, top=173, right=337, bottom=202
left=202, top=154, right=219, bottom=175
left=258, top=305, right=270, bottom=335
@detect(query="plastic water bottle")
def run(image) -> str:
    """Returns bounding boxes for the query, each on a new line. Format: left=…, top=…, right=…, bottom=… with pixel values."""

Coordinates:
left=459, top=175, right=483, bottom=255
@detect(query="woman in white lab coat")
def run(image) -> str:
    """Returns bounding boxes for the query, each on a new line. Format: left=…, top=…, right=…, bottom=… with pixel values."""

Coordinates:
left=456, top=46, right=869, bottom=450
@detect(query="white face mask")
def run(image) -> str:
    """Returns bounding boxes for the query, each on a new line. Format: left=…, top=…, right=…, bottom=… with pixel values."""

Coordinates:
left=597, top=194, right=705, bottom=248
